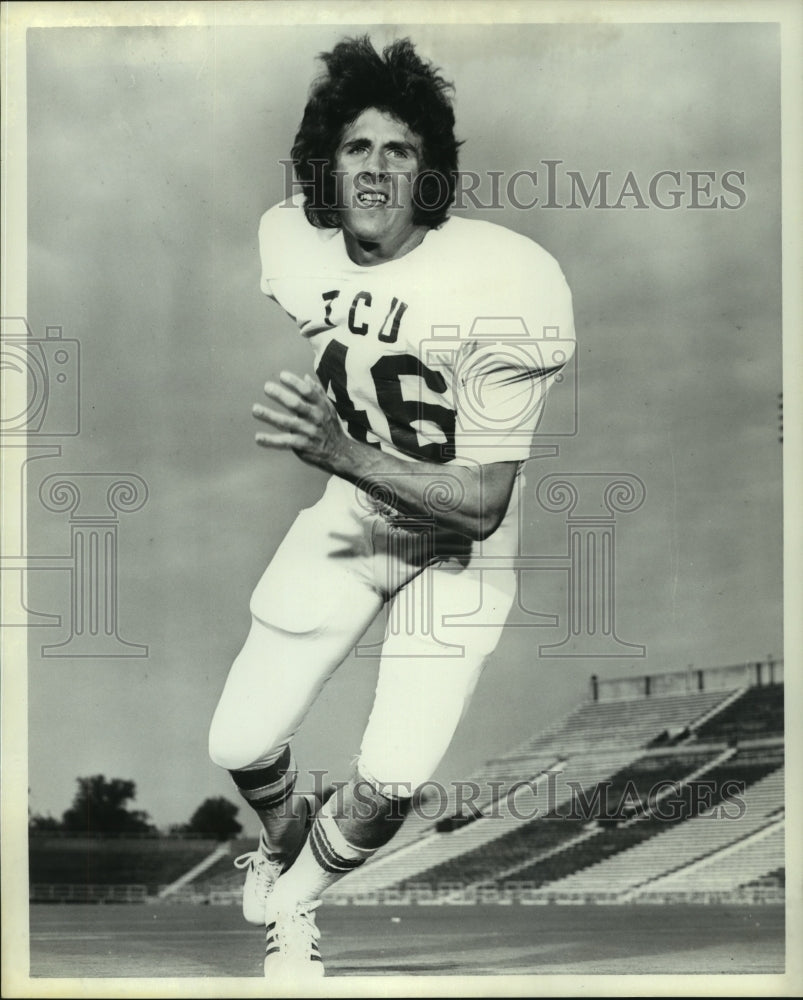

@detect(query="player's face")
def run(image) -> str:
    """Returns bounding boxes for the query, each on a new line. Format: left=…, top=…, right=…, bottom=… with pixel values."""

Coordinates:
left=334, top=107, right=425, bottom=265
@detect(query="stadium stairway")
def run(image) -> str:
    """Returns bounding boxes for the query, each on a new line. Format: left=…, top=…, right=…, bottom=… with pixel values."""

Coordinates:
left=157, top=843, right=231, bottom=899
left=468, top=745, right=734, bottom=889
left=185, top=838, right=250, bottom=898
left=681, top=686, right=747, bottom=736
left=503, top=747, right=783, bottom=893
left=631, top=817, right=785, bottom=899
left=532, top=763, right=784, bottom=899
left=690, top=683, right=784, bottom=744
left=324, top=754, right=581, bottom=899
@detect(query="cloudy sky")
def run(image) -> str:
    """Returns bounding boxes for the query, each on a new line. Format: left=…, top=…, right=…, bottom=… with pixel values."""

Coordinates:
left=16, top=18, right=782, bottom=834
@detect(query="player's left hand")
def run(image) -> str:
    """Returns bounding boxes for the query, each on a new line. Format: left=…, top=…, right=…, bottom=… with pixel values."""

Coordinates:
left=253, top=371, right=350, bottom=472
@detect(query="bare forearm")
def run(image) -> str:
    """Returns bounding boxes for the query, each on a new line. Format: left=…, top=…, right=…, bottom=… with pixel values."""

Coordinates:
left=327, top=436, right=513, bottom=541
left=252, top=370, right=517, bottom=541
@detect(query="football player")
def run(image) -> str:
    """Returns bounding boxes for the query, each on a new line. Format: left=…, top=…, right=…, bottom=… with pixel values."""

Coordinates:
left=209, top=35, right=575, bottom=979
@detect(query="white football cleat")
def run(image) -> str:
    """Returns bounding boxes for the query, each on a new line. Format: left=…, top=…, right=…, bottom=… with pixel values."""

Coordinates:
left=234, top=792, right=323, bottom=925
left=264, top=899, right=324, bottom=979
left=234, top=828, right=284, bottom=925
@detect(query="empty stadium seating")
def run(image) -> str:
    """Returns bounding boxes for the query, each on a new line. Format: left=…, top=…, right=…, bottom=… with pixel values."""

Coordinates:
left=398, top=747, right=717, bottom=890
left=537, top=765, right=784, bottom=898
left=30, top=669, right=785, bottom=907
left=509, top=749, right=782, bottom=887
left=332, top=749, right=635, bottom=897
left=329, top=688, right=741, bottom=893
left=543, top=689, right=734, bottom=753
left=691, top=684, right=784, bottom=744
left=28, top=836, right=222, bottom=896
left=636, top=817, right=784, bottom=897
left=327, top=678, right=784, bottom=903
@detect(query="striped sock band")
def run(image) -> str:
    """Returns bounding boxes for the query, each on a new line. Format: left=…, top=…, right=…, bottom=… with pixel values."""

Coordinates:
left=229, top=744, right=297, bottom=813
left=269, top=799, right=377, bottom=908
left=308, top=809, right=374, bottom=875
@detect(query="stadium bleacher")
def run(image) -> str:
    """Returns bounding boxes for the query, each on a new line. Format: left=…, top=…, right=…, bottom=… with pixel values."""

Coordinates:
left=538, top=764, right=784, bottom=899
left=326, top=666, right=784, bottom=904
left=30, top=661, right=784, bottom=906
left=405, top=747, right=725, bottom=890
left=691, top=683, right=784, bottom=744
left=28, top=836, right=223, bottom=898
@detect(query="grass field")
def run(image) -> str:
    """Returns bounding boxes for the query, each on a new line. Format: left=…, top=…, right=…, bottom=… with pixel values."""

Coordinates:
left=28, top=902, right=784, bottom=979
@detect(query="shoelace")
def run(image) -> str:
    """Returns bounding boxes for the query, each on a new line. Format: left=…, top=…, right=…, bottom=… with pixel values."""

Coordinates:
left=233, top=838, right=282, bottom=888
left=233, top=795, right=318, bottom=886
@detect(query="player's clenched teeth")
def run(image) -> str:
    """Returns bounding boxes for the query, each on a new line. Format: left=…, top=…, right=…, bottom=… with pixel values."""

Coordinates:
left=356, top=191, right=389, bottom=207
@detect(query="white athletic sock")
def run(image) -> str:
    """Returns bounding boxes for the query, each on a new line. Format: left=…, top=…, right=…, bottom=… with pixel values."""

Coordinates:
left=269, top=799, right=375, bottom=908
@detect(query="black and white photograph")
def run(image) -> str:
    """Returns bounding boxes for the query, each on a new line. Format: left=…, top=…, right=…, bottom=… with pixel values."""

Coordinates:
left=1, top=0, right=800, bottom=995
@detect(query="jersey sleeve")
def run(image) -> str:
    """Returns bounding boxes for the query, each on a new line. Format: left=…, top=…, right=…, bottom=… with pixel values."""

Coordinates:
left=258, top=203, right=285, bottom=299
left=450, top=255, right=576, bottom=465
left=257, top=194, right=308, bottom=300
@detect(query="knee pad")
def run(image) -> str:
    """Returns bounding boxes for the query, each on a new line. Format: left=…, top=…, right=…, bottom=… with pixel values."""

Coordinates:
left=207, top=619, right=328, bottom=771
left=207, top=718, right=285, bottom=773
left=208, top=651, right=298, bottom=771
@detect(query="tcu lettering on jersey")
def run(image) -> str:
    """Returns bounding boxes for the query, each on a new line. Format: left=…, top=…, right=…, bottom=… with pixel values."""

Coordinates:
left=321, top=289, right=408, bottom=344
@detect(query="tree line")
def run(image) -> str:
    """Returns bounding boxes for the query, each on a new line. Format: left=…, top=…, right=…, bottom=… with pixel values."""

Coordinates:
left=29, top=775, right=242, bottom=840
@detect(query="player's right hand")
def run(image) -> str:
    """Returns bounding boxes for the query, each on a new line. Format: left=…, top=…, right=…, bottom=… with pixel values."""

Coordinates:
left=253, top=371, right=353, bottom=474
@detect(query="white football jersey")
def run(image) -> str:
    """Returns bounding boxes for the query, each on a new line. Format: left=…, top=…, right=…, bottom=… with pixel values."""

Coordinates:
left=259, top=195, right=576, bottom=466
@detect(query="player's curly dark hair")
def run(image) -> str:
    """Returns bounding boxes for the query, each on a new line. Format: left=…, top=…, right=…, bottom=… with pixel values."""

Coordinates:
left=291, top=36, right=460, bottom=229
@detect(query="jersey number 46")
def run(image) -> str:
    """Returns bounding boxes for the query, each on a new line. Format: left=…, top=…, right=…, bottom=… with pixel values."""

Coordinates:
left=316, top=340, right=456, bottom=464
